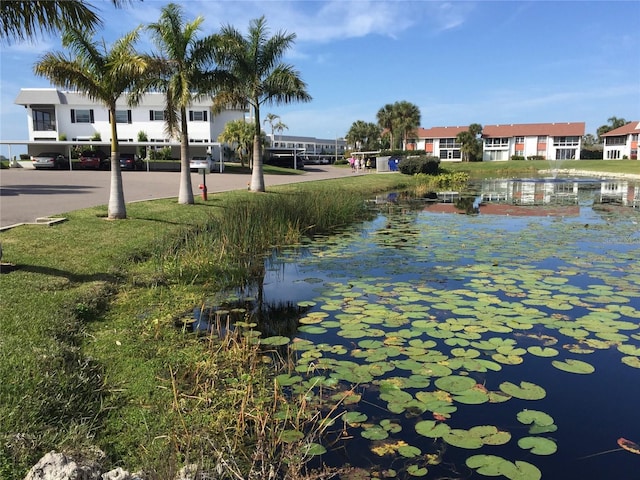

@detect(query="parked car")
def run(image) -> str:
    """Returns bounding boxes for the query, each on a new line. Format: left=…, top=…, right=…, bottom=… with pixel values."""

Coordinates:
left=119, top=153, right=143, bottom=171
left=31, top=151, right=69, bottom=169
left=79, top=149, right=109, bottom=169
left=189, top=155, right=224, bottom=172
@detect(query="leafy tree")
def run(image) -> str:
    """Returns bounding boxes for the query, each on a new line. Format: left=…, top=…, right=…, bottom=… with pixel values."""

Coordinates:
left=582, top=133, right=597, bottom=147
left=273, top=120, right=288, bottom=141
left=456, top=123, right=483, bottom=162
left=346, top=120, right=381, bottom=151
left=146, top=2, right=225, bottom=204
left=377, top=104, right=395, bottom=150
left=34, top=27, right=147, bottom=219
left=213, top=16, right=311, bottom=192
left=263, top=113, right=280, bottom=139
left=392, top=101, right=421, bottom=150
left=597, top=116, right=627, bottom=143
left=218, top=119, right=255, bottom=167
left=0, top=0, right=134, bottom=44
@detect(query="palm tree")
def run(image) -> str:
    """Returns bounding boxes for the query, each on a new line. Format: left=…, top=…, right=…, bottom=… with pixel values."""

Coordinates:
left=274, top=121, right=288, bottom=143
left=377, top=104, right=395, bottom=150
left=392, top=101, right=421, bottom=150
left=263, top=112, right=280, bottom=141
left=214, top=16, right=311, bottom=192
left=0, top=0, right=133, bottom=44
left=34, top=27, right=147, bottom=219
left=147, top=3, right=223, bottom=204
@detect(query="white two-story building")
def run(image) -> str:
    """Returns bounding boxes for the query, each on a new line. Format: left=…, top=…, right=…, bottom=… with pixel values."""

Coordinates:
left=601, top=121, right=639, bottom=160
left=14, top=88, right=247, bottom=158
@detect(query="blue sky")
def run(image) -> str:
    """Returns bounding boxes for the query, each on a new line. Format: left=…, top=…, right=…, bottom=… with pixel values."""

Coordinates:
left=1, top=0, right=639, bottom=156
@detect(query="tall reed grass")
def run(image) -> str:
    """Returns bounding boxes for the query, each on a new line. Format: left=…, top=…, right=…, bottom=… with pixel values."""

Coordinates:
left=161, top=186, right=373, bottom=286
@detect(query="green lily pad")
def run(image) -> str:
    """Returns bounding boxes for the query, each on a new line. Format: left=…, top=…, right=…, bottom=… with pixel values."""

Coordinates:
left=303, top=442, right=327, bottom=456
left=499, top=381, right=546, bottom=400
left=415, top=420, right=451, bottom=438
left=259, top=335, right=290, bottom=346
left=434, top=375, right=477, bottom=393
left=518, top=436, right=558, bottom=455
left=407, top=464, right=428, bottom=476
left=621, top=356, right=640, bottom=368
left=516, top=409, right=554, bottom=427
left=527, top=346, right=559, bottom=357
left=551, top=359, right=595, bottom=374
left=343, top=411, right=368, bottom=425
left=398, top=444, right=421, bottom=458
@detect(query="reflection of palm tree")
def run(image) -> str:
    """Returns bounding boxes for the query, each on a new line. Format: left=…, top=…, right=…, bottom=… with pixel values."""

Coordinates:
left=34, top=27, right=146, bottom=219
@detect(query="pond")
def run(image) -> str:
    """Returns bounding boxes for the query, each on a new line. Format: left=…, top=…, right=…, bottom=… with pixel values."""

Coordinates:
left=196, top=178, right=640, bottom=479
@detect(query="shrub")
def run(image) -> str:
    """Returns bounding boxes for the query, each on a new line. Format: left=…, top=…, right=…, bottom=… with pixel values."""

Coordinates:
left=510, top=155, right=525, bottom=161
left=398, top=156, right=440, bottom=175
left=526, top=155, right=545, bottom=161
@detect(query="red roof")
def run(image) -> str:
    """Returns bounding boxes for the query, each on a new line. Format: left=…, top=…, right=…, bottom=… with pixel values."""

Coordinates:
left=600, top=121, right=640, bottom=137
left=416, top=126, right=470, bottom=138
left=482, top=122, right=585, bottom=138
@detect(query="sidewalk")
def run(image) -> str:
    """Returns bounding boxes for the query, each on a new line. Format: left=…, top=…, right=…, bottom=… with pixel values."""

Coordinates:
left=0, top=165, right=353, bottom=230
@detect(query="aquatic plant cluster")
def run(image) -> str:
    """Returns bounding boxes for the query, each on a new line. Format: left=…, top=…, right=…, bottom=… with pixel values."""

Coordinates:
left=253, top=196, right=640, bottom=479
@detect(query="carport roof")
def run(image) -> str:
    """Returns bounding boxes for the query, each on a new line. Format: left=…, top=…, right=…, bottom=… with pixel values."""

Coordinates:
left=14, top=88, right=66, bottom=105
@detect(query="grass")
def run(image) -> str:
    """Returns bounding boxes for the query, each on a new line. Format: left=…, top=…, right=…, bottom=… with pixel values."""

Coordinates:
left=0, top=160, right=636, bottom=478
left=441, top=159, right=639, bottom=178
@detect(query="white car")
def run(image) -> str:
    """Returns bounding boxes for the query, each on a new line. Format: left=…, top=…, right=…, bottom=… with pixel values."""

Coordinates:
left=189, top=156, right=224, bottom=173
left=31, top=151, right=69, bottom=169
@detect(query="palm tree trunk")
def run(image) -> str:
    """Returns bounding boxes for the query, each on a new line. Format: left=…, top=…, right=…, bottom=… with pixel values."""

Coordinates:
left=250, top=133, right=265, bottom=192
left=108, top=156, right=126, bottom=218
left=107, top=105, right=126, bottom=219
left=178, top=109, right=194, bottom=204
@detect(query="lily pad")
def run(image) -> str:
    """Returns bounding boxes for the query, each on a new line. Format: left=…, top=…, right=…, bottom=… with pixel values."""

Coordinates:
left=518, top=436, right=558, bottom=455
left=551, top=359, right=595, bottom=374
left=499, top=381, right=546, bottom=400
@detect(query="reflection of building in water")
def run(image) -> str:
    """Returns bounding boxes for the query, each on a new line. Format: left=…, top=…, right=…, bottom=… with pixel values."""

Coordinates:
left=480, top=179, right=579, bottom=205
left=597, top=181, right=639, bottom=207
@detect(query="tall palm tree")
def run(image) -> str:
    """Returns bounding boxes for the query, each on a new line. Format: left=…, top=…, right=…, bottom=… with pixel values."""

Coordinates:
left=34, top=27, right=147, bottom=219
left=263, top=112, right=280, bottom=141
left=376, top=104, right=395, bottom=150
left=392, top=101, right=421, bottom=150
left=147, top=3, right=223, bottom=204
left=0, top=0, right=134, bottom=44
left=214, top=16, right=311, bottom=192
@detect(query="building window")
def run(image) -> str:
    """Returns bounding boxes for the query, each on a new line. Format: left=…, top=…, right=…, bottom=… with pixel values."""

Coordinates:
left=189, top=110, right=208, bottom=121
left=606, top=150, right=621, bottom=159
left=425, top=139, right=433, bottom=144
left=32, top=107, right=56, bottom=131
left=553, top=136, right=579, bottom=146
left=536, top=150, right=546, bottom=158
left=439, top=138, right=460, bottom=148
left=515, top=149, right=524, bottom=157
left=485, top=138, right=508, bottom=147
left=71, top=109, right=94, bottom=123
left=115, top=110, right=132, bottom=123
left=631, top=134, right=638, bottom=141
left=605, top=136, right=626, bottom=146
left=556, top=149, right=576, bottom=160
left=537, top=136, right=547, bottom=144
left=515, top=136, right=524, bottom=143
left=630, top=149, right=637, bottom=159
left=150, top=110, right=165, bottom=121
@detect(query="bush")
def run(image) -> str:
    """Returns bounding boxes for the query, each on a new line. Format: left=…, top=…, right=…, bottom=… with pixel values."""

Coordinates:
left=398, top=156, right=440, bottom=175
left=510, top=155, right=526, bottom=161
left=526, top=155, right=545, bottom=161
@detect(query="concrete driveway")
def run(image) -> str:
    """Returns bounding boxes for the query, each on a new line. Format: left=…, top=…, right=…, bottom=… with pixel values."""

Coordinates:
left=0, top=165, right=353, bottom=230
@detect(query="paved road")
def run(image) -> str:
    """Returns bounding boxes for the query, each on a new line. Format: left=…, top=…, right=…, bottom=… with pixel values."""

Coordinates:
left=0, top=165, right=354, bottom=230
